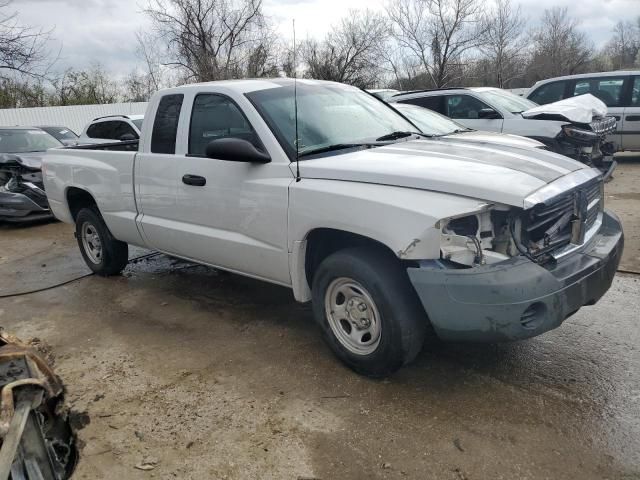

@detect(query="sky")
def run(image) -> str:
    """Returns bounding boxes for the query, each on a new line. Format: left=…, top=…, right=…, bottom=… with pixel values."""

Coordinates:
left=15, top=0, right=640, bottom=79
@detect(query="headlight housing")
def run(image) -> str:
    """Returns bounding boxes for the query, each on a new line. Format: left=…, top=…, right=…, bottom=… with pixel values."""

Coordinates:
left=561, top=125, right=599, bottom=145
left=439, top=206, right=519, bottom=267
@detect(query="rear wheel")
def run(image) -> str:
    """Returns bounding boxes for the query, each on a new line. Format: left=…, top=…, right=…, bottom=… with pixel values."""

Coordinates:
left=312, top=247, right=427, bottom=377
left=75, top=207, right=128, bottom=275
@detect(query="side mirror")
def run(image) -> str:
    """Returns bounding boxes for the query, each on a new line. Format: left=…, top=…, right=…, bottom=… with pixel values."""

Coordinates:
left=205, top=138, right=271, bottom=163
left=478, top=108, right=500, bottom=119
left=119, top=133, right=137, bottom=141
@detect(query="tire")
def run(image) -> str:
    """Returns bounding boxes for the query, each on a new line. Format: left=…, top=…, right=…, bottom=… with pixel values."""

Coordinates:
left=311, top=246, right=428, bottom=377
left=75, top=207, right=128, bottom=276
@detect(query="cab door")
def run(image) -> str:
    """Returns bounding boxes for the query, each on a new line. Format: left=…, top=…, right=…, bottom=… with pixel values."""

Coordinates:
left=142, top=93, right=293, bottom=285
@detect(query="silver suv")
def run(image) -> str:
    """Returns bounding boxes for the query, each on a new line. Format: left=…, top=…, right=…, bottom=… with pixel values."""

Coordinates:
left=527, top=71, right=640, bottom=151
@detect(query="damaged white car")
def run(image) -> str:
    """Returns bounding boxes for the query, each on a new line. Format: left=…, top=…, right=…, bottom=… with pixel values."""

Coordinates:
left=43, top=79, right=624, bottom=377
left=390, top=88, right=618, bottom=177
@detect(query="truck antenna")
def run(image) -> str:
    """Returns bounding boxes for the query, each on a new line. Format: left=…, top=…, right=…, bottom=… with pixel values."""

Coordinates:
left=293, top=19, right=301, bottom=182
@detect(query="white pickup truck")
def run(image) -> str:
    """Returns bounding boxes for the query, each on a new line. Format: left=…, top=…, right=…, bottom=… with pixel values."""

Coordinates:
left=43, top=79, right=624, bottom=376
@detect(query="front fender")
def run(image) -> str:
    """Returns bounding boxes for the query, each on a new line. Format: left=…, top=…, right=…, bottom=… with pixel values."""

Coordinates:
left=289, top=179, right=491, bottom=259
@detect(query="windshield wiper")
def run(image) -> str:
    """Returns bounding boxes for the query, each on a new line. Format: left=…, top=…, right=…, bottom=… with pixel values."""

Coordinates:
left=375, top=131, right=432, bottom=141
left=298, top=143, right=377, bottom=158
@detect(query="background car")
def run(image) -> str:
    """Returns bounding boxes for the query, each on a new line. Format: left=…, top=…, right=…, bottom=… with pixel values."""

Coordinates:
left=390, top=87, right=617, bottom=174
left=79, top=114, right=143, bottom=143
left=367, top=89, right=401, bottom=101
left=0, top=127, right=62, bottom=223
left=36, top=125, right=79, bottom=146
left=392, top=102, right=545, bottom=150
left=526, top=71, right=640, bottom=151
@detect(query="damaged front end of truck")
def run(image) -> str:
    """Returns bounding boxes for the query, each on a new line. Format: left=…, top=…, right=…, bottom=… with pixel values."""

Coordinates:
left=0, top=155, right=52, bottom=224
left=408, top=169, right=624, bottom=342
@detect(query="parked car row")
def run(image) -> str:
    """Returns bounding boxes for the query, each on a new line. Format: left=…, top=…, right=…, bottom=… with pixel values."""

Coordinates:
left=40, top=78, right=623, bottom=376
left=388, top=87, right=617, bottom=174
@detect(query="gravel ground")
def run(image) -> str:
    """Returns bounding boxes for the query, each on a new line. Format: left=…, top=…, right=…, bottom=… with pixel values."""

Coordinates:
left=0, top=159, right=638, bottom=480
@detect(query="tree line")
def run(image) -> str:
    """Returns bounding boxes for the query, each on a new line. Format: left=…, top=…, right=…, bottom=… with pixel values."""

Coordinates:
left=1, top=0, right=639, bottom=108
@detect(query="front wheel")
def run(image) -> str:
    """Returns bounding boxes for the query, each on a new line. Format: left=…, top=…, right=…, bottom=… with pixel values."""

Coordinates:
left=311, top=247, right=428, bottom=377
left=75, top=207, right=128, bottom=276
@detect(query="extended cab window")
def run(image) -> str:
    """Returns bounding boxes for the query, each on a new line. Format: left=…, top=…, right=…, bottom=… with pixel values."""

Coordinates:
left=445, top=95, right=492, bottom=119
left=528, top=81, right=566, bottom=105
left=189, top=94, right=258, bottom=156
left=151, top=94, right=184, bottom=154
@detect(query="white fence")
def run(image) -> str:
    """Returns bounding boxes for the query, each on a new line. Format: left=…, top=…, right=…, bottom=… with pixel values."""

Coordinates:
left=0, top=102, right=149, bottom=136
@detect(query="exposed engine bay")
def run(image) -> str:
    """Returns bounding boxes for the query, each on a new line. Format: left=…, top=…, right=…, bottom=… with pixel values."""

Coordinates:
left=0, top=155, right=51, bottom=223
left=440, top=178, right=604, bottom=268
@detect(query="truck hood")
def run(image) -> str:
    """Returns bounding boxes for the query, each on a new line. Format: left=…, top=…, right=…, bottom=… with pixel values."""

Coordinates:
left=298, top=139, right=588, bottom=207
left=441, top=131, right=544, bottom=149
left=521, top=94, right=608, bottom=124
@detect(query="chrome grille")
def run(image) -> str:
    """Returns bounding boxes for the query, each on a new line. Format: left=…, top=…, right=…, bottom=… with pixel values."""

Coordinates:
left=523, top=178, right=602, bottom=259
left=590, top=116, right=617, bottom=136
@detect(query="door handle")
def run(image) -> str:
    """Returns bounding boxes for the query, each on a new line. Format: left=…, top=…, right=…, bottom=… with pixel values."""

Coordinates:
left=182, top=174, right=206, bottom=186
left=625, top=115, right=640, bottom=122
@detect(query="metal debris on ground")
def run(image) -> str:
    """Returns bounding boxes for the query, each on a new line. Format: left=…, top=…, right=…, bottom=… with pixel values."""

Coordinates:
left=0, top=331, right=77, bottom=480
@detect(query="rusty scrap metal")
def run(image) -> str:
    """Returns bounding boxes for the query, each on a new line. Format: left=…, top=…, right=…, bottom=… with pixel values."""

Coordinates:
left=0, top=331, right=76, bottom=480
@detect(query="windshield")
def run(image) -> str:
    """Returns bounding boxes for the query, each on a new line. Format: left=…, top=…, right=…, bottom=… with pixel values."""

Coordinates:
left=245, top=83, right=416, bottom=159
left=0, top=129, right=61, bottom=153
left=393, top=104, right=467, bottom=135
left=477, top=89, right=538, bottom=114
left=132, top=119, right=143, bottom=130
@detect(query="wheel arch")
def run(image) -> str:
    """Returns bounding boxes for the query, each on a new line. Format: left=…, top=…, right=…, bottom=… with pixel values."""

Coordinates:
left=65, top=186, right=98, bottom=221
left=290, top=227, right=404, bottom=302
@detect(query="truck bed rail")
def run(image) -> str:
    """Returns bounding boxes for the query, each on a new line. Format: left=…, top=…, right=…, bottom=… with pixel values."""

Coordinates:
left=67, top=140, right=139, bottom=151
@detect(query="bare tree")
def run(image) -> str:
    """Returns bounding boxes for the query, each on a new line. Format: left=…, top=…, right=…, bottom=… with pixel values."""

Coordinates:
left=528, top=7, right=592, bottom=81
left=302, top=10, right=389, bottom=88
left=143, top=0, right=276, bottom=82
left=481, top=0, right=526, bottom=88
left=0, top=0, right=55, bottom=79
left=52, top=65, right=120, bottom=106
left=604, top=20, right=640, bottom=70
left=387, top=0, right=485, bottom=88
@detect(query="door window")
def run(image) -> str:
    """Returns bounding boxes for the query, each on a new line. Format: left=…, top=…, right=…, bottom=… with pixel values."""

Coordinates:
left=528, top=81, right=566, bottom=105
left=151, top=94, right=184, bottom=154
left=444, top=95, right=492, bottom=119
left=399, top=96, right=444, bottom=114
left=188, top=94, right=259, bottom=156
left=571, top=77, right=626, bottom=107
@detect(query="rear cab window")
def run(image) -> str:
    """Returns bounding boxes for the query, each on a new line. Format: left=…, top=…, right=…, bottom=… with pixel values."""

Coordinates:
left=151, top=94, right=184, bottom=154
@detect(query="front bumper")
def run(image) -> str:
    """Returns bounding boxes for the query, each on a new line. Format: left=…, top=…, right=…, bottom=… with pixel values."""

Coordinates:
left=407, top=210, right=624, bottom=342
left=0, top=192, right=52, bottom=223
